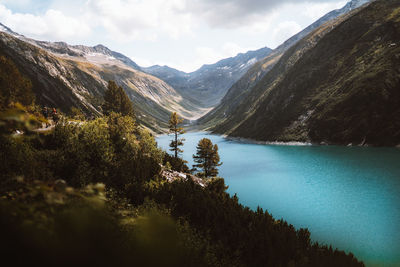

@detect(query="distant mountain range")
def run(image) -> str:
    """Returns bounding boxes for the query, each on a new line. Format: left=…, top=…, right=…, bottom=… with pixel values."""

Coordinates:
left=201, top=0, right=400, bottom=146
left=143, top=47, right=272, bottom=107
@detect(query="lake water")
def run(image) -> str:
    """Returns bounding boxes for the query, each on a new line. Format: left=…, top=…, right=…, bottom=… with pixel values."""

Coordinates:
left=157, top=132, right=400, bottom=267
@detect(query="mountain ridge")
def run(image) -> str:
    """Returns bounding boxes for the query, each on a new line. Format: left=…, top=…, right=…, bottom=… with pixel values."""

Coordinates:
left=0, top=27, right=208, bottom=132
left=0, top=21, right=274, bottom=122
left=143, top=47, right=272, bottom=107
left=205, top=0, right=400, bottom=146
left=198, top=0, right=374, bottom=132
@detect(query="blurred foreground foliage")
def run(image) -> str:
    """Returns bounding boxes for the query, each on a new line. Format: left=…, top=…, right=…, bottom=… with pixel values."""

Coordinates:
left=0, top=179, right=222, bottom=267
left=0, top=106, right=364, bottom=267
left=0, top=102, right=43, bottom=135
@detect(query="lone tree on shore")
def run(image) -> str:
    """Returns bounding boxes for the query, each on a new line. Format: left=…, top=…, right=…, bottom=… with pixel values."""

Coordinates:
left=169, top=112, right=185, bottom=158
left=102, top=80, right=135, bottom=118
left=193, top=138, right=222, bottom=178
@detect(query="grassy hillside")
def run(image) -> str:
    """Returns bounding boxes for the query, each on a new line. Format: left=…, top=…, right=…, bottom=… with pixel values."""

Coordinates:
left=209, top=0, right=400, bottom=146
left=198, top=0, right=370, bottom=131
left=0, top=32, right=204, bottom=132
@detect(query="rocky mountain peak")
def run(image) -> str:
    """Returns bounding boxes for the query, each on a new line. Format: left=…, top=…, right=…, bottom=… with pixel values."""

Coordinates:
left=92, top=44, right=112, bottom=54
left=54, top=41, right=68, bottom=47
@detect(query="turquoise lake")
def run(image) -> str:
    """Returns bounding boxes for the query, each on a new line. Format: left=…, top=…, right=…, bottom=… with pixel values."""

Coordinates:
left=157, top=132, right=400, bottom=267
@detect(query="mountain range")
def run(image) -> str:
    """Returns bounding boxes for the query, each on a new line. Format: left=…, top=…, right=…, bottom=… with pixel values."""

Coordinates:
left=0, top=24, right=207, bottom=131
left=198, top=0, right=374, bottom=129
left=2, top=0, right=399, bottom=146
left=201, top=0, right=400, bottom=146
left=143, top=47, right=272, bottom=108
left=0, top=22, right=271, bottom=130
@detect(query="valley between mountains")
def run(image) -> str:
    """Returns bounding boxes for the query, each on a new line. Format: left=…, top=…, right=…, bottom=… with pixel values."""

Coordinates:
left=1, top=1, right=400, bottom=267
left=1, top=0, right=399, bottom=146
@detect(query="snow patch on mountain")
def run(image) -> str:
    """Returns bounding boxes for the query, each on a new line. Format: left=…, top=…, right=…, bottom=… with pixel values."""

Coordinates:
left=345, top=0, right=371, bottom=10
left=239, top=58, right=257, bottom=69
left=0, top=24, right=7, bottom=32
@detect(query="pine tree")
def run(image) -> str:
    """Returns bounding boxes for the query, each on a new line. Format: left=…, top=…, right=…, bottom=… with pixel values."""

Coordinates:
left=102, top=80, right=135, bottom=118
left=193, top=138, right=222, bottom=178
left=169, top=112, right=185, bottom=158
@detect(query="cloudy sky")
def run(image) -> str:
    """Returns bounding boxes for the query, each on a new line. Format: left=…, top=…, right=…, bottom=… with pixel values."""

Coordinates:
left=0, top=0, right=347, bottom=72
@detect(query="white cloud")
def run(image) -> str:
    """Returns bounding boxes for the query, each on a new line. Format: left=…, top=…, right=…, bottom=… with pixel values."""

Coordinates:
left=1, top=0, right=347, bottom=43
left=0, top=0, right=32, bottom=8
left=0, top=0, right=196, bottom=42
left=195, top=46, right=223, bottom=65
left=178, top=42, right=253, bottom=71
left=302, top=1, right=347, bottom=21
left=182, top=0, right=344, bottom=28
left=272, top=21, right=302, bottom=46
left=222, top=42, right=249, bottom=57
left=233, top=1, right=350, bottom=48
left=83, top=0, right=194, bottom=42
left=0, top=4, right=90, bottom=40
left=128, top=55, right=158, bottom=69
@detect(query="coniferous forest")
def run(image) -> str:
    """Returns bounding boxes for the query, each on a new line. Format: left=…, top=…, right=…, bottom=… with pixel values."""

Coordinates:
left=0, top=54, right=365, bottom=267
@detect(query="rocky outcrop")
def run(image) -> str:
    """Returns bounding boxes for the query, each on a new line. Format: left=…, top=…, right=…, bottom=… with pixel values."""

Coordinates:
left=161, top=169, right=206, bottom=187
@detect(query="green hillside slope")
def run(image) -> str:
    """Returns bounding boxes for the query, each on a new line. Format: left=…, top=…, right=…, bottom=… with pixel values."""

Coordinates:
left=212, top=0, right=400, bottom=146
left=0, top=32, right=204, bottom=132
